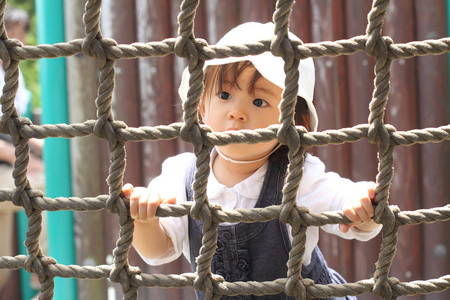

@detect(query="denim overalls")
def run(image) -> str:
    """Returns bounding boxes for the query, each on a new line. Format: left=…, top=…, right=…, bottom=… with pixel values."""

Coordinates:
left=187, top=158, right=355, bottom=300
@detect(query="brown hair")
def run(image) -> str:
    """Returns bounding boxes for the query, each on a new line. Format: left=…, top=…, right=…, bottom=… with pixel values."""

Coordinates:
left=202, top=61, right=311, bottom=131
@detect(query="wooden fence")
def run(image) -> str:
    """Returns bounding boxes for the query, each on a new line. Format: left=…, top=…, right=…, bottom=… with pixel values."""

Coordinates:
left=2, top=0, right=449, bottom=299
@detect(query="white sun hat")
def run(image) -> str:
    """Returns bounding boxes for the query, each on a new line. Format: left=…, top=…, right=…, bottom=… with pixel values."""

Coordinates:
left=178, top=22, right=318, bottom=131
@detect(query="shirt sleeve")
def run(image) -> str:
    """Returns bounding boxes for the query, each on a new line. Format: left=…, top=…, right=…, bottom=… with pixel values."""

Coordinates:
left=136, top=152, right=194, bottom=266
left=298, top=154, right=382, bottom=241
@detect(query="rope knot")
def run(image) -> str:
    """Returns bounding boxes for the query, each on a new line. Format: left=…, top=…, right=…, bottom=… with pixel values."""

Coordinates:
left=110, top=120, right=128, bottom=143
left=276, top=124, right=295, bottom=149
left=175, top=36, right=207, bottom=60
left=285, top=277, right=309, bottom=298
left=368, top=123, right=392, bottom=155
left=82, top=0, right=102, bottom=58
left=365, top=35, right=393, bottom=59
left=175, top=0, right=201, bottom=57
left=106, top=184, right=128, bottom=224
left=174, top=35, right=188, bottom=58
left=111, top=266, right=141, bottom=293
left=94, top=114, right=120, bottom=151
left=36, top=256, right=57, bottom=283
left=82, top=37, right=107, bottom=65
left=271, top=12, right=291, bottom=58
left=0, top=39, right=22, bottom=69
left=12, top=187, right=36, bottom=213
left=270, top=36, right=296, bottom=68
left=270, top=35, right=285, bottom=58
left=25, top=251, right=54, bottom=282
left=194, top=273, right=216, bottom=299
left=99, top=38, right=118, bottom=61
left=365, top=0, right=391, bottom=57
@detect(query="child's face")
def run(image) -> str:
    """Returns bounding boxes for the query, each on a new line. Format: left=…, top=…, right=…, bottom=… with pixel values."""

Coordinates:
left=200, top=65, right=282, bottom=162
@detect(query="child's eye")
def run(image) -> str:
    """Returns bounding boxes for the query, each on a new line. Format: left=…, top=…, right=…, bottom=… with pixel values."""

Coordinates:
left=253, top=98, right=268, bottom=107
left=218, top=91, right=232, bottom=100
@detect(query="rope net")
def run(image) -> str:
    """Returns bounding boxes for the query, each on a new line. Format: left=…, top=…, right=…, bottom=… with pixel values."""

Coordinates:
left=0, top=0, right=449, bottom=299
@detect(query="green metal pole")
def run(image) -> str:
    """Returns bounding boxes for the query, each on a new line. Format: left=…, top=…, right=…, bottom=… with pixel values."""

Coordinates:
left=34, top=1, right=77, bottom=299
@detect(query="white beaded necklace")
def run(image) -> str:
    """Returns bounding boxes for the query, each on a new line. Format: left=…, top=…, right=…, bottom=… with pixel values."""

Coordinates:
left=215, top=144, right=282, bottom=164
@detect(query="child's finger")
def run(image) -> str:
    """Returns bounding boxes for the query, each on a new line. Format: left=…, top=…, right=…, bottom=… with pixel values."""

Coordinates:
left=342, top=203, right=362, bottom=225
left=368, top=187, right=376, bottom=202
left=146, top=192, right=163, bottom=220
left=361, top=196, right=374, bottom=218
left=129, top=187, right=142, bottom=219
left=122, top=183, right=134, bottom=199
left=352, top=197, right=372, bottom=222
left=138, top=188, right=152, bottom=221
left=162, top=197, right=176, bottom=205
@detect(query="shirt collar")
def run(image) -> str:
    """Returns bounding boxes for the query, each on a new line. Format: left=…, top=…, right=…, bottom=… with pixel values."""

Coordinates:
left=207, top=148, right=269, bottom=200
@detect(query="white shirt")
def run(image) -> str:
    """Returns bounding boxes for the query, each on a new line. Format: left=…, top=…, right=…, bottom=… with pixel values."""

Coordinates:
left=140, top=150, right=381, bottom=266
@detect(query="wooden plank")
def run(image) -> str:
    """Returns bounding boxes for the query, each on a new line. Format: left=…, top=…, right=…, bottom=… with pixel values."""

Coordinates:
left=204, top=0, right=239, bottom=44
left=383, top=3, right=422, bottom=299
left=291, top=0, right=312, bottom=43
left=414, top=1, right=450, bottom=299
left=135, top=0, right=177, bottom=182
left=240, top=0, right=275, bottom=23
left=344, top=1, right=382, bottom=292
left=307, top=0, right=354, bottom=281
left=108, top=0, right=143, bottom=187
left=169, top=2, right=204, bottom=298
left=135, top=0, right=181, bottom=299
left=64, top=0, right=107, bottom=298
left=170, top=0, right=207, bottom=154
left=102, top=1, right=149, bottom=299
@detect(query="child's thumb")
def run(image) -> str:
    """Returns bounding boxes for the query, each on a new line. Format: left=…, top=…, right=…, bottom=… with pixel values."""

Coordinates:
left=339, top=223, right=350, bottom=233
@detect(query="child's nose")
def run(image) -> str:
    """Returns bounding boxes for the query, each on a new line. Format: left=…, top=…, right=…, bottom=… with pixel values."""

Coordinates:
left=227, top=103, right=248, bottom=122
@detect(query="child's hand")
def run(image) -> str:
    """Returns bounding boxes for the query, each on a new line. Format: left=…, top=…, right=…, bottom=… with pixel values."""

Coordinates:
left=339, top=186, right=379, bottom=233
left=122, top=183, right=176, bottom=222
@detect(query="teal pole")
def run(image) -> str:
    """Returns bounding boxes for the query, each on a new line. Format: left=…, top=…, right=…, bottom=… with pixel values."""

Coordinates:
left=34, top=1, right=77, bottom=299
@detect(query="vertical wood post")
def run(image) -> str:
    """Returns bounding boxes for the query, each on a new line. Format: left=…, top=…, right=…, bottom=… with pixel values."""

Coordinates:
left=345, top=1, right=381, bottom=285
left=64, top=0, right=107, bottom=299
left=135, top=0, right=180, bottom=298
left=415, top=1, right=450, bottom=299
left=290, top=0, right=312, bottom=43
left=240, top=0, right=275, bottom=23
left=204, top=0, right=239, bottom=44
left=383, top=3, right=422, bottom=296
left=308, top=0, right=354, bottom=280
left=101, top=0, right=146, bottom=298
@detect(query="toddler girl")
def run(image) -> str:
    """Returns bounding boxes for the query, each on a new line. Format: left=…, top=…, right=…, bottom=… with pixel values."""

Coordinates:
left=123, top=22, right=382, bottom=300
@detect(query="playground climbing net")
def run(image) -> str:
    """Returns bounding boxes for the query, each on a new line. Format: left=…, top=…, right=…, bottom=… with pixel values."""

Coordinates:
left=0, top=0, right=449, bottom=299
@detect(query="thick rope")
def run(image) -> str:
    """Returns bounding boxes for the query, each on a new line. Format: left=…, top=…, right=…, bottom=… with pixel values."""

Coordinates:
left=0, top=0, right=448, bottom=298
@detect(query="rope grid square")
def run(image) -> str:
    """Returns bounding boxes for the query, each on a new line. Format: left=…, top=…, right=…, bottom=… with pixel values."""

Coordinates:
left=0, top=0, right=448, bottom=299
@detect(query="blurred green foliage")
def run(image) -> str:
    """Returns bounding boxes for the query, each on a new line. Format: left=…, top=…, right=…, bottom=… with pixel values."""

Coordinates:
left=7, top=0, right=40, bottom=110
